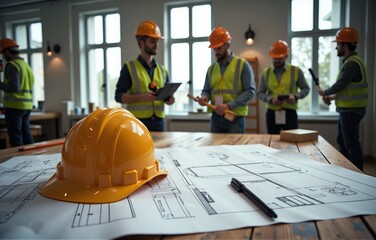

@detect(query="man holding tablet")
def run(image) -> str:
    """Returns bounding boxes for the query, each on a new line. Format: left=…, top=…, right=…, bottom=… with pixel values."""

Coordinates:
left=115, top=20, right=175, bottom=131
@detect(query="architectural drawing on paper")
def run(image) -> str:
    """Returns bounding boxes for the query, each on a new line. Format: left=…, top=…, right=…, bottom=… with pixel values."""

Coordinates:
left=0, top=160, right=53, bottom=224
left=163, top=149, right=376, bottom=215
left=0, top=154, right=195, bottom=227
left=149, top=154, right=195, bottom=220
left=1, top=146, right=375, bottom=230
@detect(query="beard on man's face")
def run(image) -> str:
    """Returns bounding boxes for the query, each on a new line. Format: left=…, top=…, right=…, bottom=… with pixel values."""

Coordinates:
left=145, top=45, right=157, bottom=55
left=273, top=59, right=285, bottom=69
left=216, top=51, right=228, bottom=61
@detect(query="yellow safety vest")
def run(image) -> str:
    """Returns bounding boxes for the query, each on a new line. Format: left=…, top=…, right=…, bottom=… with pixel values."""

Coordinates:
left=335, top=55, right=368, bottom=108
left=208, top=56, right=248, bottom=116
left=3, top=59, right=34, bottom=110
left=125, top=60, right=166, bottom=118
left=263, top=64, right=298, bottom=110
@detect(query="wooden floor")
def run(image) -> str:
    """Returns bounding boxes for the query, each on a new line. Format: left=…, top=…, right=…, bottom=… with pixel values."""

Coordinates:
left=364, top=158, right=376, bottom=177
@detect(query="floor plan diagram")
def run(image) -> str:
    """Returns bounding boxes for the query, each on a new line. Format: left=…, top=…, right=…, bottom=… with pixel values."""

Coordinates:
left=1, top=145, right=375, bottom=239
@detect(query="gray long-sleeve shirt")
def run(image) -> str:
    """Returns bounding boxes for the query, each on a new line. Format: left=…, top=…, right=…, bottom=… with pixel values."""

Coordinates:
left=201, top=53, right=256, bottom=109
left=257, top=64, right=310, bottom=103
left=323, top=53, right=361, bottom=96
left=0, top=61, right=21, bottom=93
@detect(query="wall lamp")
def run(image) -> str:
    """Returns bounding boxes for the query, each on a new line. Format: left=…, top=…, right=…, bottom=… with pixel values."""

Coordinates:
left=245, top=24, right=255, bottom=46
left=47, top=41, right=61, bottom=56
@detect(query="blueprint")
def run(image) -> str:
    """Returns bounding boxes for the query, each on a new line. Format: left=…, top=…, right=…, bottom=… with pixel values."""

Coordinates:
left=0, top=144, right=376, bottom=239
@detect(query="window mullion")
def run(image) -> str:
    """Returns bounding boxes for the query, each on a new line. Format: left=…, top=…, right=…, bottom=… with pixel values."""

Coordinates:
left=102, top=14, right=108, bottom=106
left=188, top=5, right=194, bottom=111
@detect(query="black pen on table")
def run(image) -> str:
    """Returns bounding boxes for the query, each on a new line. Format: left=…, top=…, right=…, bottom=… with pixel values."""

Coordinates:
left=230, top=177, right=278, bottom=219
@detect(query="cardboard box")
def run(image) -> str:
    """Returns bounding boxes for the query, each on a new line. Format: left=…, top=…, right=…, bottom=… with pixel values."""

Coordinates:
left=280, top=129, right=318, bottom=142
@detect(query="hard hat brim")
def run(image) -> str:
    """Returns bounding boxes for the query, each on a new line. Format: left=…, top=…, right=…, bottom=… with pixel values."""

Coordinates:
left=208, top=42, right=224, bottom=49
left=269, top=52, right=287, bottom=58
left=39, top=169, right=168, bottom=204
left=151, top=34, right=164, bottom=39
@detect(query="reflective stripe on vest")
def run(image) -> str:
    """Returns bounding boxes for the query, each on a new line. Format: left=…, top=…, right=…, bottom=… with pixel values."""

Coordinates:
left=208, top=56, right=248, bottom=116
left=264, top=64, right=298, bottom=110
left=335, top=55, right=368, bottom=108
left=3, top=59, right=34, bottom=110
left=126, top=60, right=166, bottom=118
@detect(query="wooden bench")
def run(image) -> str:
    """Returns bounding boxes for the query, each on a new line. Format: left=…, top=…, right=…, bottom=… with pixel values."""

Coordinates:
left=0, top=124, right=42, bottom=148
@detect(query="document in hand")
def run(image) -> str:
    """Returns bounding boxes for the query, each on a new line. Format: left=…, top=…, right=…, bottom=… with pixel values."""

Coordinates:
left=156, top=82, right=182, bottom=101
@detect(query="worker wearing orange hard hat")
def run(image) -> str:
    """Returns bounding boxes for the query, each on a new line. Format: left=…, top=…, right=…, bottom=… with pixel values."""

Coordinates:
left=198, top=27, right=255, bottom=133
left=0, top=38, right=35, bottom=147
left=115, top=20, right=175, bottom=131
left=258, top=40, right=310, bottom=134
left=318, top=27, right=368, bottom=170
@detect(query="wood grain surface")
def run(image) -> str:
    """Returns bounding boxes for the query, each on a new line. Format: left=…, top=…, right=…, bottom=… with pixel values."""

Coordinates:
left=0, top=132, right=374, bottom=239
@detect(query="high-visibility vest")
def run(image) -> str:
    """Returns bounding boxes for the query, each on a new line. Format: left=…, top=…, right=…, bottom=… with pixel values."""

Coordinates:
left=335, top=55, right=368, bottom=108
left=263, top=64, right=298, bottom=110
left=208, top=56, right=248, bottom=116
left=125, top=59, right=166, bottom=118
left=3, top=59, right=34, bottom=110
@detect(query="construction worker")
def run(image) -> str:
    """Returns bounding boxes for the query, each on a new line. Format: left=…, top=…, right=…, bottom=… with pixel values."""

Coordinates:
left=197, top=27, right=255, bottom=133
left=115, top=20, right=175, bottom=131
left=318, top=27, right=368, bottom=170
left=0, top=38, right=35, bottom=147
left=258, top=40, right=310, bottom=134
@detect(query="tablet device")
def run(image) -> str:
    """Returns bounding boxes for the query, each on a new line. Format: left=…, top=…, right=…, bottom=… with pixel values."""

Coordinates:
left=156, top=82, right=182, bottom=101
left=277, top=95, right=290, bottom=101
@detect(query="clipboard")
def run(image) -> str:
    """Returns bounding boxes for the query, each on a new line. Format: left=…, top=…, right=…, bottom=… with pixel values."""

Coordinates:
left=156, top=82, right=182, bottom=101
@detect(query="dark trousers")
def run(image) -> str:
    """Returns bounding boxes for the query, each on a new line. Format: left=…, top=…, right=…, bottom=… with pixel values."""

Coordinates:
left=210, top=113, right=245, bottom=133
left=139, top=115, right=164, bottom=132
left=337, top=109, right=366, bottom=170
left=5, top=108, right=34, bottom=147
left=266, top=109, right=298, bottom=134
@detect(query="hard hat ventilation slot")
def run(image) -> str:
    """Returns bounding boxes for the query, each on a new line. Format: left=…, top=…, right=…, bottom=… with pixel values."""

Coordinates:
left=143, top=164, right=158, bottom=179
left=122, top=170, right=138, bottom=185
left=98, top=173, right=112, bottom=188
left=56, top=162, right=64, bottom=180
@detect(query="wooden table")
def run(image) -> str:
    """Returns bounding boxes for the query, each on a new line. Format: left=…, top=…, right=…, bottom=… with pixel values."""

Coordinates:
left=0, top=111, right=61, bottom=139
left=0, top=132, right=375, bottom=239
left=0, top=111, right=60, bottom=122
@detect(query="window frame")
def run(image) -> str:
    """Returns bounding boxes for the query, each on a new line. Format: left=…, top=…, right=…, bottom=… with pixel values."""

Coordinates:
left=165, top=1, right=213, bottom=113
left=288, top=0, right=345, bottom=114
left=10, top=20, right=44, bottom=108
left=82, top=11, right=121, bottom=109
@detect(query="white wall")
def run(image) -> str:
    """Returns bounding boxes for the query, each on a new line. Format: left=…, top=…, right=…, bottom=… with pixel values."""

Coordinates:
left=0, top=0, right=374, bottom=158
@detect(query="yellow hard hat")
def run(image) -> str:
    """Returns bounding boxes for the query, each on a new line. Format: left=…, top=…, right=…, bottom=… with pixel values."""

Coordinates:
left=39, top=108, right=167, bottom=203
left=0, top=38, right=19, bottom=53
left=269, top=40, right=289, bottom=58
left=208, top=27, right=232, bottom=48
left=333, top=27, right=359, bottom=43
left=135, top=20, right=164, bottom=39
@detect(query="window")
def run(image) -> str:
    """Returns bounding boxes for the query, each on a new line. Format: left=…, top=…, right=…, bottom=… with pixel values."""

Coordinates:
left=84, top=12, right=121, bottom=108
left=289, top=0, right=343, bottom=113
left=166, top=2, right=212, bottom=113
left=11, top=21, right=44, bottom=109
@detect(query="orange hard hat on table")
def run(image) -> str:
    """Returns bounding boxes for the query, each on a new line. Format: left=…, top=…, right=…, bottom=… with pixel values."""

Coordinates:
left=208, top=27, right=232, bottom=48
left=39, top=107, right=168, bottom=204
left=269, top=40, right=289, bottom=58
left=135, top=20, right=164, bottom=39
left=333, top=27, right=359, bottom=43
left=0, top=38, right=19, bottom=53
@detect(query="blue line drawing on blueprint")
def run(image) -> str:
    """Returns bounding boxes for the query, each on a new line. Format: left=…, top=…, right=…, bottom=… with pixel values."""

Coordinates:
left=162, top=148, right=376, bottom=216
